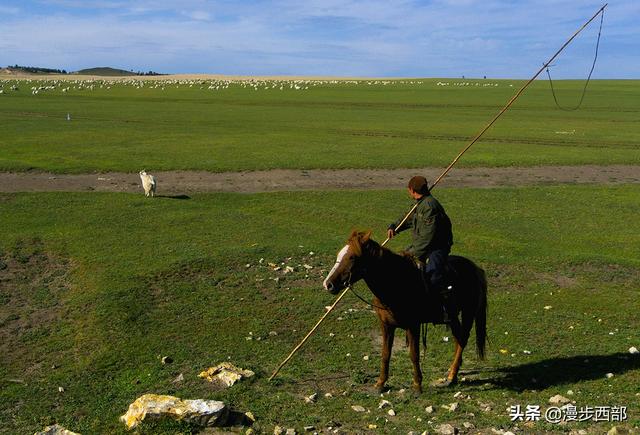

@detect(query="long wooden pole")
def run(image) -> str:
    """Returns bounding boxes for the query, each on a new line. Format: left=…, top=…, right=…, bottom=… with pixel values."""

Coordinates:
left=269, top=3, right=607, bottom=381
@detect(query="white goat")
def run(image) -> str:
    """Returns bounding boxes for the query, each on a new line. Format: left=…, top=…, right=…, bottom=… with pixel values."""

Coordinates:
left=139, top=170, right=156, bottom=197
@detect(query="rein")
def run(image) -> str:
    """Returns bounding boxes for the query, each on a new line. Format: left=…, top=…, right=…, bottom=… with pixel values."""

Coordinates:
left=348, top=284, right=389, bottom=311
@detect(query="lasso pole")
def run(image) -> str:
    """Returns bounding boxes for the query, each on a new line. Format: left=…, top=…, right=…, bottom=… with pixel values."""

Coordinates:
left=269, top=3, right=607, bottom=381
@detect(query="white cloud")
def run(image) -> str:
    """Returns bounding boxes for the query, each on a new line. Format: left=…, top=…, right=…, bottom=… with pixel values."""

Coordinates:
left=0, top=5, right=20, bottom=14
left=182, top=10, right=211, bottom=21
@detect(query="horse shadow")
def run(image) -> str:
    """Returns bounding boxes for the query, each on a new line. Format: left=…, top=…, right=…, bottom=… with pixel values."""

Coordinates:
left=464, top=353, right=640, bottom=391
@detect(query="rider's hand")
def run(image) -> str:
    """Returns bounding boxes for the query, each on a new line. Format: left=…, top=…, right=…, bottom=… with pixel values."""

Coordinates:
left=387, top=228, right=396, bottom=239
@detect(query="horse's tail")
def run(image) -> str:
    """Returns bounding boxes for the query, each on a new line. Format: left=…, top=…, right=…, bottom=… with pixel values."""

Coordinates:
left=475, top=265, right=488, bottom=360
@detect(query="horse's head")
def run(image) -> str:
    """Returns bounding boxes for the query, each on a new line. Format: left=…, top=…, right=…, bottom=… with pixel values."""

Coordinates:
left=323, top=230, right=381, bottom=294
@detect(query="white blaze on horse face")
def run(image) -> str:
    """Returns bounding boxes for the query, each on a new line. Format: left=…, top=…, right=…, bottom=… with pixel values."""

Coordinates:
left=323, top=244, right=350, bottom=290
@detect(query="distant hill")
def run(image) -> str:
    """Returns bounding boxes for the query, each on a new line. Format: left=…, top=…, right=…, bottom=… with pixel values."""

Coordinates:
left=74, top=67, right=136, bottom=76
left=74, top=67, right=164, bottom=76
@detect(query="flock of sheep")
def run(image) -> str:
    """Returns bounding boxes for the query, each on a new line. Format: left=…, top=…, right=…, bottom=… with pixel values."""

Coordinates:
left=0, top=77, right=479, bottom=96
left=436, top=81, right=511, bottom=87
left=0, top=77, right=515, bottom=97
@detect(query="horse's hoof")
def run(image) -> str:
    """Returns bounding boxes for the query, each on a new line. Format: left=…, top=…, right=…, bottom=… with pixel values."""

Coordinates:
left=374, top=383, right=388, bottom=394
left=411, top=386, right=422, bottom=396
left=431, top=377, right=457, bottom=388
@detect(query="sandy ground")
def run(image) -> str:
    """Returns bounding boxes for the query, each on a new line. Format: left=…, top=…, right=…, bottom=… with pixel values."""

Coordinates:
left=1, top=165, right=638, bottom=194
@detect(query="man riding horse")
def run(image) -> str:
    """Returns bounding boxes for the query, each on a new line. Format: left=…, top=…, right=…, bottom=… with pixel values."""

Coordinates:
left=387, top=175, right=454, bottom=323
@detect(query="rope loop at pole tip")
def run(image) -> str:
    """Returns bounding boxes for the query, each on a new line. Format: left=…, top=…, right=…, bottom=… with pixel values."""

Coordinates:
left=546, top=5, right=605, bottom=111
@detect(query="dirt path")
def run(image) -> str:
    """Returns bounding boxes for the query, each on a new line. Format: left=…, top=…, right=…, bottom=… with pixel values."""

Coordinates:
left=1, top=165, right=639, bottom=194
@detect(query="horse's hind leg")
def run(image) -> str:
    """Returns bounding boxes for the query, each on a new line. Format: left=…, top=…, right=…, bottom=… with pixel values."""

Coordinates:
left=446, top=308, right=473, bottom=384
left=406, top=325, right=423, bottom=394
left=375, top=321, right=395, bottom=393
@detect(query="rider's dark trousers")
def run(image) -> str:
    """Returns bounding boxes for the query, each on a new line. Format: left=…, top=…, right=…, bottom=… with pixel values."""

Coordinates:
left=423, top=248, right=451, bottom=294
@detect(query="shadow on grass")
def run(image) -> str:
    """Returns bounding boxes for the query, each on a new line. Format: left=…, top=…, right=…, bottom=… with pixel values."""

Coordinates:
left=156, top=194, right=191, bottom=200
left=467, top=353, right=640, bottom=391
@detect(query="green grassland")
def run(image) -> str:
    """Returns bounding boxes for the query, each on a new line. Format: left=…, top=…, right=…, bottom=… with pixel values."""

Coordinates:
left=1, top=186, right=639, bottom=433
left=0, top=78, right=639, bottom=173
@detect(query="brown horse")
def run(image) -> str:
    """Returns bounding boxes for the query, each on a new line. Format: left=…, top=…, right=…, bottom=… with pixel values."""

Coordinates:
left=323, top=230, right=487, bottom=393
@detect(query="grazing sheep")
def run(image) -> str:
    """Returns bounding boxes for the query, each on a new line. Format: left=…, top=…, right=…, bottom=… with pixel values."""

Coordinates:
left=139, top=170, right=156, bottom=197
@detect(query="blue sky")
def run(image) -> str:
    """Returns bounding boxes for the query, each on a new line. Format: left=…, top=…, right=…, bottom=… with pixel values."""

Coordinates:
left=0, top=0, right=637, bottom=78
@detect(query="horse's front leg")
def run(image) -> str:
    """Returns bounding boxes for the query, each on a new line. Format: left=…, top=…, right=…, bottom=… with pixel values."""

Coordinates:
left=375, top=320, right=395, bottom=393
left=406, top=324, right=423, bottom=394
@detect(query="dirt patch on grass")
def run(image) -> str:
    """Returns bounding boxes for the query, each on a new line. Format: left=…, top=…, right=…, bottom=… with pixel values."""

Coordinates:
left=1, top=165, right=639, bottom=194
left=0, top=239, right=72, bottom=374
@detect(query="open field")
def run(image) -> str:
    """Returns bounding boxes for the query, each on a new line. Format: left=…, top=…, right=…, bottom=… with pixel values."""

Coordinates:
left=1, top=75, right=639, bottom=434
left=1, top=78, right=639, bottom=173
left=1, top=186, right=639, bottom=434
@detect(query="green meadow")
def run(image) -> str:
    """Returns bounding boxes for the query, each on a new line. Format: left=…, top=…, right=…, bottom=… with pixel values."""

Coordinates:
left=0, top=78, right=639, bottom=172
left=1, top=77, right=639, bottom=434
left=1, top=186, right=639, bottom=433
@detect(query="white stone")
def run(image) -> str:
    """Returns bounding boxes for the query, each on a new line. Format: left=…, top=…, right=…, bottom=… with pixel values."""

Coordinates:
left=172, top=373, right=184, bottom=384
left=34, top=425, right=80, bottom=435
left=351, top=405, right=366, bottom=412
left=434, top=423, right=457, bottom=434
left=378, top=399, right=391, bottom=409
left=387, top=409, right=396, bottom=416
left=629, top=346, right=639, bottom=354
left=549, top=394, right=570, bottom=405
left=198, top=362, right=255, bottom=387
left=442, top=402, right=458, bottom=412
left=305, top=393, right=318, bottom=403
left=425, top=405, right=434, bottom=414
left=606, top=373, right=614, bottom=379
left=120, top=394, right=227, bottom=429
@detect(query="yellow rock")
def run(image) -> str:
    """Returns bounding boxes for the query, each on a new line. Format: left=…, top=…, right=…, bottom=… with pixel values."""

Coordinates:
left=199, top=362, right=255, bottom=387
left=120, top=394, right=227, bottom=430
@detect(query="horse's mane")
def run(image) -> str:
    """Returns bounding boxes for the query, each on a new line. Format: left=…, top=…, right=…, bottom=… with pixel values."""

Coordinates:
left=347, top=230, right=419, bottom=269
